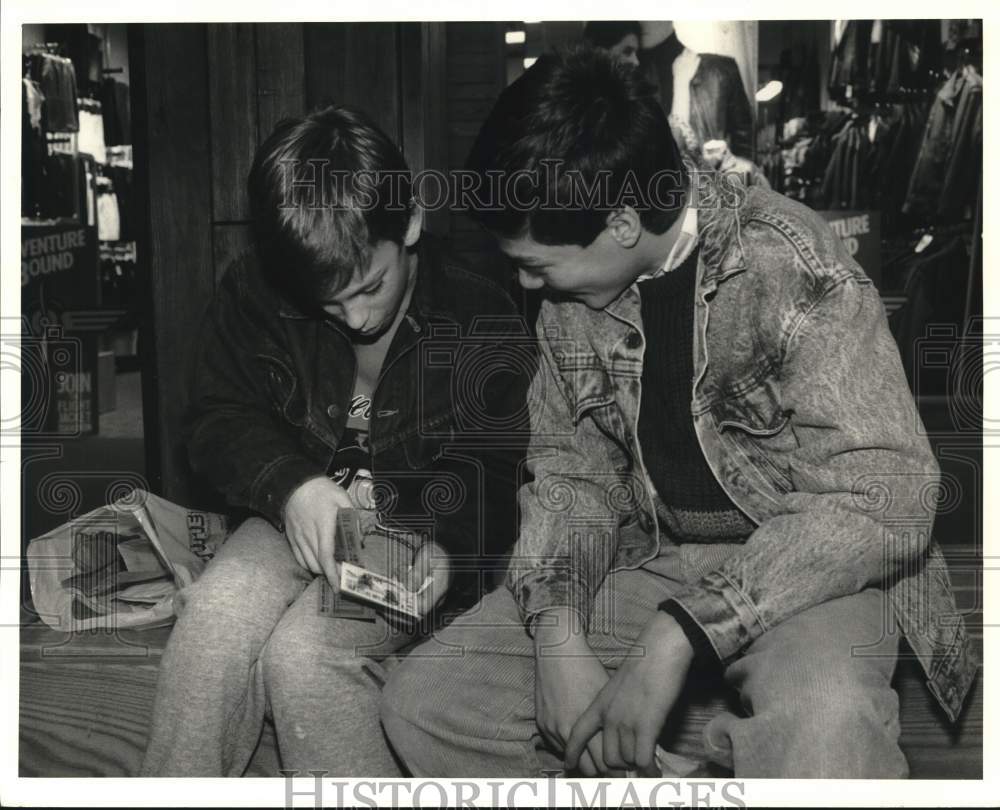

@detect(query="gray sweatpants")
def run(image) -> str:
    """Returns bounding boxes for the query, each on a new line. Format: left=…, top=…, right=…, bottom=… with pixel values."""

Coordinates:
left=139, top=517, right=417, bottom=777
left=381, top=547, right=907, bottom=778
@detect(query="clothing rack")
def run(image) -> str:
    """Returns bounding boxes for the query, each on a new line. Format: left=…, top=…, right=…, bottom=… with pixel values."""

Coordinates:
left=23, top=43, right=68, bottom=77
left=963, top=175, right=982, bottom=329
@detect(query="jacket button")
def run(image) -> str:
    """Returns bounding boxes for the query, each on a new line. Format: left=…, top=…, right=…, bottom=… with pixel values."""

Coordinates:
left=326, top=404, right=340, bottom=418
left=625, top=331, right=642, bottom=350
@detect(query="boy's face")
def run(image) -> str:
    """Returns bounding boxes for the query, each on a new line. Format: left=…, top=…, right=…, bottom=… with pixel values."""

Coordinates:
left=498, top=226, right=645, bottom=311
left=608, top=33, right=640, bottom=68
left=320, top=239, right=416, bottom=339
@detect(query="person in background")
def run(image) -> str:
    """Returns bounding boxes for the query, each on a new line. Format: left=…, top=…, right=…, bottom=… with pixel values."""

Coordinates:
left=140, top=104, right=528, bottom=777
left=583, top=20, right=641, bottom=68
left=639, top=20, right=754, bottom=161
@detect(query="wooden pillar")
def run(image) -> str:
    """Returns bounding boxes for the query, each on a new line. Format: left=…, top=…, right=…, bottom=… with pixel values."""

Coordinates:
left=134, top=24, right=214, bottom=505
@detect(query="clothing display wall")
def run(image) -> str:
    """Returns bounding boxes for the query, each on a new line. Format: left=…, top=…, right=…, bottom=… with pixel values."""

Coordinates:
left=760, top=19, right=981, bottom=394
left=22, top=28, right=141, bottom=440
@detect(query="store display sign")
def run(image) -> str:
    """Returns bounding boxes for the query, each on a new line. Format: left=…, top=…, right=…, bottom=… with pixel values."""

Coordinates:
left=817, top=210, right=881, bottom=287
left=21, top=221, right=99, bottom=310
left=54, top=365, right=94, bottom=436
left=21, top=223, right=101, bottom=437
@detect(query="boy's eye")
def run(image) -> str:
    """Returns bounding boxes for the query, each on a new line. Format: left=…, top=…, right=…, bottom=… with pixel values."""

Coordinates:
left=366, top=280, right=385, bottom=294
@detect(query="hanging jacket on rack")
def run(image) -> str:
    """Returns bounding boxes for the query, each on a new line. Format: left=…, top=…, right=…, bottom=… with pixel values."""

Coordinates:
left=829, top=20, right=873, bottom=103
left=29, top=52, right=78, bottom=132
left=889, top=235, right=970, bottom=393
left=817, top=115, right=890, bottom=209
left=879, top=100, right=931, bottom=236
left=905, top=67, right=983, bottom=220
left=939, top=67, right=983, bottom=219
left=100, top=78, right=131, bottom=146
left=867, top=20, right=943, bottom=97
left=22, top=78, right=47, bottom=217
left=105, top=164, right=134, bottom=240
left=77, top=154, right=97, bottom=227
left=42, top=152, right=80, bottom=220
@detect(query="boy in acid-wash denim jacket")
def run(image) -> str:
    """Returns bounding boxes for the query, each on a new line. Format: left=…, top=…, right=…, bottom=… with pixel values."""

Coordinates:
left=381, top=48, right=978, bottom=779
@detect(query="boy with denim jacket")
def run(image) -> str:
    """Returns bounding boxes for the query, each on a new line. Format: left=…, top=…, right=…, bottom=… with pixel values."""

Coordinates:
left=140, top=105, right=528, bottom=776
left=381, top=48, right=977, bottom=778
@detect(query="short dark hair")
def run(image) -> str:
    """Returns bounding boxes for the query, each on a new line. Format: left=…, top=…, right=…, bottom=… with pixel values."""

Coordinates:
left=583, top=20, right=642, bottom=50
left=464, top=47, right=687, bottom=247
left=248, top=104, right=412, bottom=309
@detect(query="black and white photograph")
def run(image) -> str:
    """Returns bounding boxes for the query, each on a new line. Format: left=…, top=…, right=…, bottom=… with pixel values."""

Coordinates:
left=2, top=2, right=993, bottom=806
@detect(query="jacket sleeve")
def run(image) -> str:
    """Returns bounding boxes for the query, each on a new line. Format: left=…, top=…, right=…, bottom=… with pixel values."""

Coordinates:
left=504, top=327, right=631, bottom=633
left=722, top=57, right=754, bottom=160
left=663, top=270, right=941, bottom=664
left=184, top=267, right=326, bottom=528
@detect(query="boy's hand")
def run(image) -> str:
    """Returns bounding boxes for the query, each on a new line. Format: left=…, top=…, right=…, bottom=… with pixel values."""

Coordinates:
left=564, top=611, right=694, bottom=774
left=407, top=541, right=451, bottom=617
left=283, top=476, right=354, bottom=587
left=533, top=608, right=622, bottom=776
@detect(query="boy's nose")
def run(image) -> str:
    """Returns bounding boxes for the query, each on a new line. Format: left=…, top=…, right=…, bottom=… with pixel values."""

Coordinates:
left=517, top=269, right=545, bottom=290
left=343, top=306, right=369, bottom=331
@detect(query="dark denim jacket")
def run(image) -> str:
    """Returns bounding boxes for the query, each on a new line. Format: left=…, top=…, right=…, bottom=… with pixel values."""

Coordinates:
left=506, top=187, right=978, bottom=722
left=185, top=234, right=531, bottom=589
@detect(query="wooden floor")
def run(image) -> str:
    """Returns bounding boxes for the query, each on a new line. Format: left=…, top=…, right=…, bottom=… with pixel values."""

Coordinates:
left=19, top=622, right=982, bottom=779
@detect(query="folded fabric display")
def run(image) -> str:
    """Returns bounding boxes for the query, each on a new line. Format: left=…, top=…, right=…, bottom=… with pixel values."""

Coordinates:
left=96, top=176, right=121, bottom=241
left=77, top=98, right=107, bottom=164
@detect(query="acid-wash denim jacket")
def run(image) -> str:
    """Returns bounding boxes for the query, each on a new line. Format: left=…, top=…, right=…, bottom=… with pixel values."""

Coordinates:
left=505, top=185, right=978, bottom=722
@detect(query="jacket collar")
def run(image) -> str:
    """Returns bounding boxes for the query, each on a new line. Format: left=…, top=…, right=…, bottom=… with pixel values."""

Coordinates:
left=632, top=188, right=750, bottom=292
left=696, top=189, right=749, bottom=290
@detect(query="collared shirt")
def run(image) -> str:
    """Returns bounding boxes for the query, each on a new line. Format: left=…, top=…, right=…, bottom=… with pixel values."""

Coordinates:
left=636, top=205, right=700, bottom=283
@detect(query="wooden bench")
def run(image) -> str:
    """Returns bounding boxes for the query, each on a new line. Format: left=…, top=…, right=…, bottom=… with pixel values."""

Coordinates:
left=19, top=620, right=981, bottom=778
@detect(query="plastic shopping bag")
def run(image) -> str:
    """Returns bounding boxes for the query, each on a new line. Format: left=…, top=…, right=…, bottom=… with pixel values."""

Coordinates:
left=26, top=489, right=228, bottom=632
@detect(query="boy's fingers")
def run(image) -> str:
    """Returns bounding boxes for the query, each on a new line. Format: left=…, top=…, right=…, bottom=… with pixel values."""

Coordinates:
left=586, top=735, right=610, bottom=776
left=576, top=749, right=599, bottom=777
left=631, top=712, right=660, bottom=770
left=290, top=544, right=308, bottom=571
left=297, top=526, right=323, bottom=575
left=564, top=704, right=601, bottom=769
left=317, top=511, right=340, bottom=587
left=602, top=725, right=624, bottom=770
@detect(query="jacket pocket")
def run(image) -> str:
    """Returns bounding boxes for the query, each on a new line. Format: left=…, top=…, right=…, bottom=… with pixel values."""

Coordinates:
left=401, top=409, right=457, bottom=470
left=710, top=382, right=796, bottom=493
left=258, top=354, right=307, bottom=427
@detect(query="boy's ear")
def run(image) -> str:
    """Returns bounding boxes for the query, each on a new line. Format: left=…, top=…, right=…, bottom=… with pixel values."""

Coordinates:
left=404, top=205, right=424, bottom=248
left=605, top=206, right=642, bottom=249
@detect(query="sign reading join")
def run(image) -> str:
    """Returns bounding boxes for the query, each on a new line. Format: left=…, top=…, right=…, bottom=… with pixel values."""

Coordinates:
left=817, top=210, right=881, bottom=288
